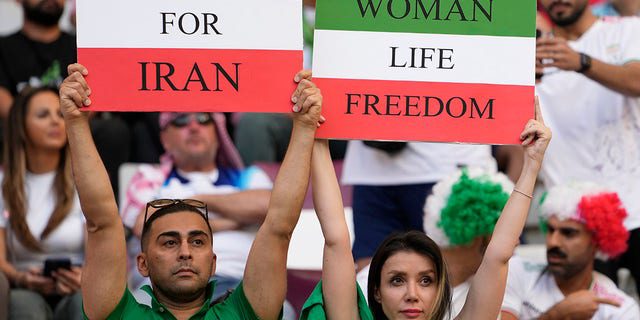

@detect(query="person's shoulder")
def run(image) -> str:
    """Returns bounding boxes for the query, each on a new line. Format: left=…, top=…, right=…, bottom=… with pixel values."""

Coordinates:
left=592, top=272, right=640, bottom=316
left=60, top=31, right=76, bottom=40
left=85, top=286, right=154, bottom=320
left=506, top=256, right=547, bottom=290
left=598, top=16, right=640, bottom=32
left=0, top=31, right=23, bottom=41
left=0, top=31, right=26, bottom=47
left=209, top=281, right=263, bottom=319
left=509, top=256, right=546, bottom=275
left=299, top=281, right=374, bottom=320
left=57, top=31, right=76, bottom=44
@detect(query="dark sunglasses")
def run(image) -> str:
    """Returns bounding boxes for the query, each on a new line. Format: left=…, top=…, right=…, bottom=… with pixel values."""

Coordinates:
left=169, top=113, right=213, bottom=128
left=143, top=199, right=209, bottom=225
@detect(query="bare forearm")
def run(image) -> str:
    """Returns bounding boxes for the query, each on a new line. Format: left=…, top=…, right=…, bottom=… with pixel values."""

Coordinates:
left=0, top=261, right=20, bottom=284
left=585, top=60, right=640, bottom=97
left=263, top=124, right=316, bottom=236
left=485, top=161, right=540, bottom=263
left=312, top=140, right=359, bottom=320
left=243, top=123, right=316, bottom=319
left=0, top=231, right=19, bottom=283
left=65, top=118, right=120, bottom=230
left=195, top=190, right=271, bottom=225
left=311, top=140, right=350, bottom=245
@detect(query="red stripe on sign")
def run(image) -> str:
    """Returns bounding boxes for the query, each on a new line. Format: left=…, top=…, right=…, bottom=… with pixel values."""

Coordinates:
left=314, top=78, right=534, bottom=145
left=77, top=48, right=302, bottom=112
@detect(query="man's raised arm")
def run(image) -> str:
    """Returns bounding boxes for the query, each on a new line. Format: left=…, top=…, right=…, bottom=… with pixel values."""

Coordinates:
left=60, top=64, right=127, bottom=319
left=242, top=70, right=323, bottom=319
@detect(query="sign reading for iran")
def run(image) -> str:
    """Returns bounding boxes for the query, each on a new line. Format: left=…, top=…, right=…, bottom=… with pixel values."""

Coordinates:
left=76, top=0, right=302, bottom=112
left=313, top=0, right=536, bottom=144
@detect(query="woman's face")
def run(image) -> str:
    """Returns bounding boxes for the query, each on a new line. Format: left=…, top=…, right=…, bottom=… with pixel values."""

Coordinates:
left=25, top=91, right=66, bottom=151
left=375, top=251, right=438, bottom=320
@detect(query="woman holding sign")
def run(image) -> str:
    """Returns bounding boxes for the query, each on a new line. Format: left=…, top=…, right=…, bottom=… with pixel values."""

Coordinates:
left=300, top=99, right=551, bottom=320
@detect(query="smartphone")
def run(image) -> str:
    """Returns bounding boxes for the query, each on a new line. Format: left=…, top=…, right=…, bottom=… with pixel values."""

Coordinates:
left=43, top=258, right=72, bottom=277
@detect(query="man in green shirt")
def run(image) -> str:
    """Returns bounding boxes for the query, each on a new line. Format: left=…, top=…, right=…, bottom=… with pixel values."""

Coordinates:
left=59, top=63, right=324, bottom=320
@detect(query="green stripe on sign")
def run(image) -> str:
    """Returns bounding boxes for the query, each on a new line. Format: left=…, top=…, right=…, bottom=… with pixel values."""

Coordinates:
left=316, top=0, right=536, bottom=38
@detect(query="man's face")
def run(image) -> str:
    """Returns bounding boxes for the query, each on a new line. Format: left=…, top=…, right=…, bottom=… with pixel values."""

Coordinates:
left=160, top=113, right=218, bottom=168
left=22, top=0, right=65, bottom=27
left=137, top=212, right=216, bottom=303
left=540, top=0, right=589, bottom=27
left=545, top=216, right=596, bottom=280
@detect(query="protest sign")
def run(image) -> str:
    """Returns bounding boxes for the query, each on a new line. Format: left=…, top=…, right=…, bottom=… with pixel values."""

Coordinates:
left=312, top=0, right=536, bottom=144
left=76, top=0, right=302, bottom=112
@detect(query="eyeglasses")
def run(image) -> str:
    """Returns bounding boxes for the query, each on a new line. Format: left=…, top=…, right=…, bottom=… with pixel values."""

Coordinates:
left=143, top=199, right=209, bottom=225
left=169, top=113, right=213, bottom=128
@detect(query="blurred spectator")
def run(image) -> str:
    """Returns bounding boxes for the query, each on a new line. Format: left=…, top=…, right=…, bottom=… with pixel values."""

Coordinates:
left=342, top=141, right=496, bottom=271
left=536, top=0, right=640, bottom=293
left=593, top=0, right=640, bottom=16
left=0, top=0, right=130, bottom=197
left=356, top=167, right=513, bottom=318
left=500, top=183, right=640, bottom=319
left=121, top=112, right=272, bottom=300
left=0, top=0, right=73, bottom=115
left=0, top=87, right=84, bottom=320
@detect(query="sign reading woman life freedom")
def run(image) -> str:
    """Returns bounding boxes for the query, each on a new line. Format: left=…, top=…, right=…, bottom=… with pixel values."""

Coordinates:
left=313, top=0, right=536, bottom=144
left=76, top=0, right=302, bottom=112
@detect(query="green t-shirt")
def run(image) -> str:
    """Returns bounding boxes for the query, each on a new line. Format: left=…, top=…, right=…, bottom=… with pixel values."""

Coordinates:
left=83, top=281, right=264, bottom=320
left=299, top=281, right=374, bottom=320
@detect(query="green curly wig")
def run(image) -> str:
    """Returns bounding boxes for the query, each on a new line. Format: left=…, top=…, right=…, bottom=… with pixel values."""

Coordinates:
left=438, top=171, right=510, bottom=246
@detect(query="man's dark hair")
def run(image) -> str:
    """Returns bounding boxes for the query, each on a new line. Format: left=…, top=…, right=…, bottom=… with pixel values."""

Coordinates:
left=140, top=203, right=213, bottom=251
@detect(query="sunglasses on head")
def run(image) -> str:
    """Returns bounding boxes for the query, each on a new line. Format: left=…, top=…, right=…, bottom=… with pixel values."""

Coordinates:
left=169, top=113, right=213, bottom=128
left=143, top=199, right=209, bottom=225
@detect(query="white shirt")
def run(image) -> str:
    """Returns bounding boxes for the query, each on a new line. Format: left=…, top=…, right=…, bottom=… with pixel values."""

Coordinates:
left=538, top=17, right=640, bottom=230
left=0, top=171, right=84, bottom=270
left=501, top=256, right=640, bottom=319
left=342, top=141, right=494, bottom=185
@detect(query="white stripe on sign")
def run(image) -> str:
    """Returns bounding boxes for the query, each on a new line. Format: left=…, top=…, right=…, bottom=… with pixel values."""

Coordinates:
left=76, top=0, right=301, bottom=50
left=312, top=29, right=535, bottom=87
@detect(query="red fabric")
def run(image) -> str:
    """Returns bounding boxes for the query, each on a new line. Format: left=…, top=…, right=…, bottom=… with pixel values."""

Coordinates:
left=578, top=193, right=629, bottom=258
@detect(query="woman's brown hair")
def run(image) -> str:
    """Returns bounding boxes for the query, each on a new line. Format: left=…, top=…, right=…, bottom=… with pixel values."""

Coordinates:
left=368, top=230, right=452, bottom=320
left=2, top=86, right=74, bottom=252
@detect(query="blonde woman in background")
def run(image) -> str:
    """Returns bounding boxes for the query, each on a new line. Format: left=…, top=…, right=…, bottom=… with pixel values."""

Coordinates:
left=0, top=87, right=84, bottom=320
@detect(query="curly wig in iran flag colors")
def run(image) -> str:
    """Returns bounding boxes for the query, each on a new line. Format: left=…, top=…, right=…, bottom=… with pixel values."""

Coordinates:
left=423, top=167, right=513, bottom=248
left=539, top=182, right=629, bottom=260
